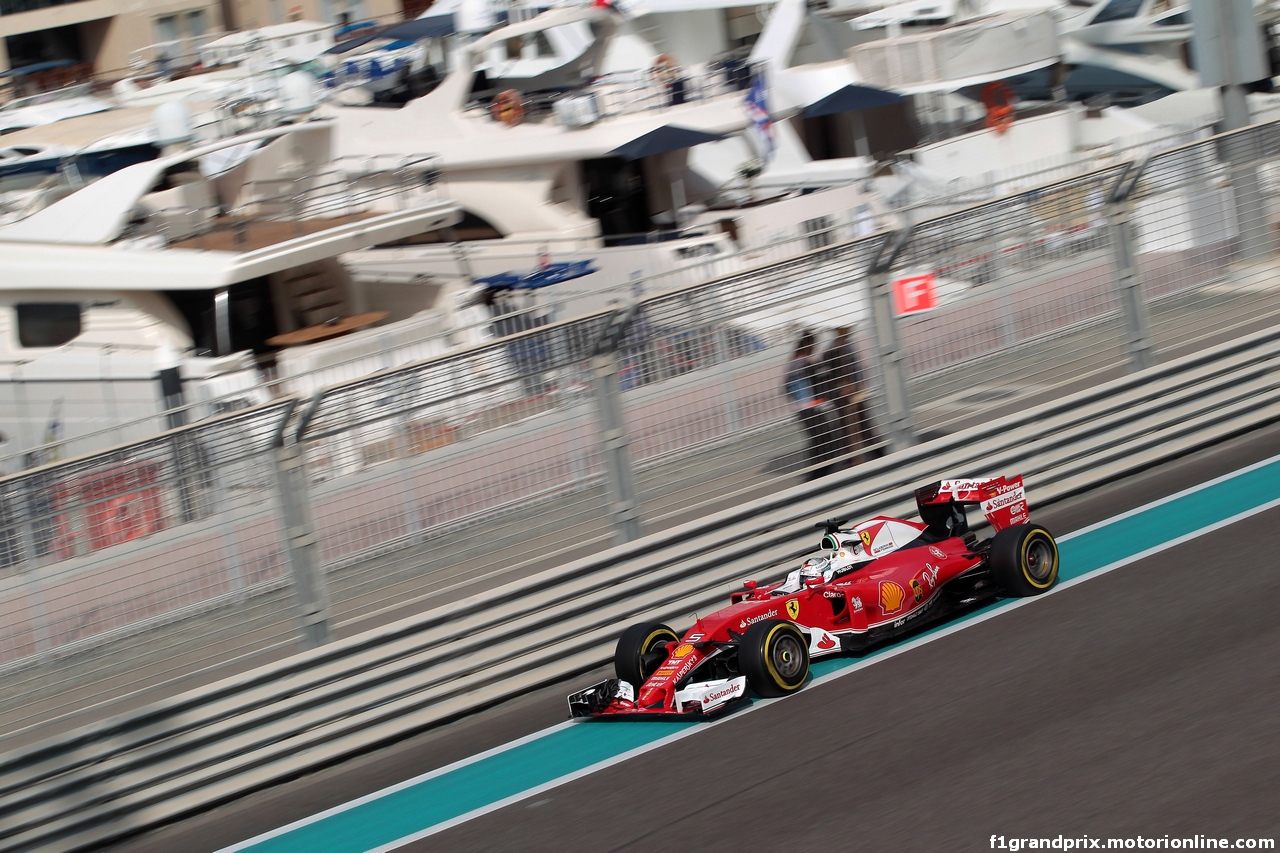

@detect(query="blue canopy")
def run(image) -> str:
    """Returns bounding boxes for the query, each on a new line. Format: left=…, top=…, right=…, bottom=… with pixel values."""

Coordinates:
left=477, top=260, right=598, bottom=290
left=325, top=12, right=496, bottom=55
left=0, top=59, right=76, bottom=78
left=608, top=125, right=727, bottom=161
left=803, top=84, right=903, bottom=118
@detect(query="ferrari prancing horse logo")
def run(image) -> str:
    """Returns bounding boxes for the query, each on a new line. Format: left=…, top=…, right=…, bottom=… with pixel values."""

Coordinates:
left=859, top=530, right=873, bottom=550
left=786, top=599, right=800, bottom=619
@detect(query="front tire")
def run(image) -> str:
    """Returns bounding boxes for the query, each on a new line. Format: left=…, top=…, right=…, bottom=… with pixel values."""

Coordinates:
left=739, top=619, right=810, bottom=697
left=614, top=621, right=679, bottom=687
left=989, top=524, right=1059, bottom=596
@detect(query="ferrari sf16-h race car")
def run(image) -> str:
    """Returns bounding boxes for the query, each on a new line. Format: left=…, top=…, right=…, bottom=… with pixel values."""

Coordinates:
left=569, top=475, right=1059, bottom=719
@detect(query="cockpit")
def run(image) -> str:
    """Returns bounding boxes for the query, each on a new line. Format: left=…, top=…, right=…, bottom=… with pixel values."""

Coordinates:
left=773, top=540, right=872, bottom=595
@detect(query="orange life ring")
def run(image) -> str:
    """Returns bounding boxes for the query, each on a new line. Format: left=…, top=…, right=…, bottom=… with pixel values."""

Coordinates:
left=982, top=81, right=1016, bottom=134
left=491, top=89, right=525, bottom=126
left=650, top=53, right=679, bottom=86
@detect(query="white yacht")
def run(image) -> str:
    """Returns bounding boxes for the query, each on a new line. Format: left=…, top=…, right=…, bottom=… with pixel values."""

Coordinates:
left=329, top=0, right=1201, bottom=322
left=0, top=120, right=471, bottom=462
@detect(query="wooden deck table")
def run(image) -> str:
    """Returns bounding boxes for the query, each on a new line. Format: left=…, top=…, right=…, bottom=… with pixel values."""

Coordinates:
left=267, top=311, right=389, bottom=347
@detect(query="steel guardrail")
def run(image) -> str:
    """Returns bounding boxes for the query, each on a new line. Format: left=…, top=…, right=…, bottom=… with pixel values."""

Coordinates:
left=1, top=324, right=1279, bottom=852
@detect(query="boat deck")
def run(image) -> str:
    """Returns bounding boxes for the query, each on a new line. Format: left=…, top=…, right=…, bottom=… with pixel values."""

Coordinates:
left=168, top=212, right=376, bottom=251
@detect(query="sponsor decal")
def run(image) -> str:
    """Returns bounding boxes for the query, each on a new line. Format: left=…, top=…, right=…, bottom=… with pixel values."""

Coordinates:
left=739, top=609, right=778, bottom=629
left=984, top=490, right=1024, bottom=510
left=673, top=656, right=699, bottom=681
left=823, top=590, right=845, bottom=600
left=860, top=530, right=873, bottom=550
left=893, top=618, right=906, bottom=628
left=910, top=578, right=924, bottom=603
left=653, top=668, right=675, bottom=678
left=702, top=684, right=741, bottom=704
left=880, top=581, right=905, bottom=614
left=687, top=633, right=703, bottom=642
left=851, top=597, right=863, bottom=612
left=785, top=599, right=800, bottom=620
left=928, top=546, right=947, bottom=560
left=673, top=644, right=694, bottom=658
left=922, top=565, right=940, bottom=589
left=816, top=634, right=836, bottom=650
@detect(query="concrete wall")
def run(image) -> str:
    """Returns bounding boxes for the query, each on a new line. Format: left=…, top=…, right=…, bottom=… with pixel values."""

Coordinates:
left=0, top=0, right=224, bottom=74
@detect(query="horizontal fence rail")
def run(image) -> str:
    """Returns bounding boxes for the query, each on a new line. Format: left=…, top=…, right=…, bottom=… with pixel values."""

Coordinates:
left=4, top=117, right=1280, bottom=766
left=1, top=322, right=1279, bottom=852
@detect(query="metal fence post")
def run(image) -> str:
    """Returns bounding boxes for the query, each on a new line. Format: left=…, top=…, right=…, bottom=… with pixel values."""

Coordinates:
left=865, top=231, right=918, bottom=450
left=591, top=306, right=643, bottom=544
left=1106, top=163, right=1155, bottom=373
left=272, top=405, right=331, bottom=648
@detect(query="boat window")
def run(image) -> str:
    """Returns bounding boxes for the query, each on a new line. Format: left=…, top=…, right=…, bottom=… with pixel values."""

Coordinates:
left=676, top=243, right=721, bottom=260
left=1090, top=0, right=1146, bottom=25
left=16, top=303, right=82, bottom=348
left=804, top=216, right=836, bottom=251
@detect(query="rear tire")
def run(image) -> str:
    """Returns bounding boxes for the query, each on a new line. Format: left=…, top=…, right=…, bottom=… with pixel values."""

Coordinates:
left=739, top=619, right=809, bottom=698
left=614, top=622, right=679, bottom=687
left=989, top=524, right=1059, bottom=596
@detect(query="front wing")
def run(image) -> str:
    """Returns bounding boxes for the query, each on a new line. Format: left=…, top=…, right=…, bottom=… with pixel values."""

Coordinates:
left=568, top=677, right=748, bottom=719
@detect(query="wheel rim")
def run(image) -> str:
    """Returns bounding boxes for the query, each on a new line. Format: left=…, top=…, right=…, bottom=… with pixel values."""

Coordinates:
left=1024, top=537, right=1055, bottom=583
left=640, top=633, right=674, bottom=680
left=770, top=633, right=805, bottom=681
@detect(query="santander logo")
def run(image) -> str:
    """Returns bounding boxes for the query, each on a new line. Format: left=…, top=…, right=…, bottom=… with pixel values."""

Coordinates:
left=703, top=684, right=741, bottom=703
left=816, top=634, right=836, bottom=650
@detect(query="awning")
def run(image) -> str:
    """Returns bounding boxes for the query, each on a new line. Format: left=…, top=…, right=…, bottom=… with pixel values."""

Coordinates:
left=608, top=125, right=727, bottom=161
left=0, top=59, right=76, bottom=78
left=324, top=14, right=481, bottom=55
left=470, top=6, right=618, bottom=55
left=803, top=84, right=903, bottom=118
left=476, top=260, right=597, bottom=290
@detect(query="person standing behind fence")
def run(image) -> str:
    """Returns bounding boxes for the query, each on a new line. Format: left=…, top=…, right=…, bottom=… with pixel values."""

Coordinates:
left=818, top=325, right=878, bottom=465
left=784, top=330, right=838, bottom=481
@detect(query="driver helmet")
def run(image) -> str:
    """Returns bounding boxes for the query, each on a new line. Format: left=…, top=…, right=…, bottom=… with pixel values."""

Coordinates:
left=799, top=555, right=830, bottom=582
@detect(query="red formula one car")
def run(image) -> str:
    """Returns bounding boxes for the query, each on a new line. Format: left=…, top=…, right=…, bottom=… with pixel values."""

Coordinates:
left=569, top=476, right=1059, bottom=719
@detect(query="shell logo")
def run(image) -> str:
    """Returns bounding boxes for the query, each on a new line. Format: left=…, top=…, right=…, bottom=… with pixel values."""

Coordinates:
left=910, top=578, right=924, bottom=602
left=786, top=599, right=800, bottom=619
left=673, top=644, right=694, bottom=658
left=880, top=581, right=905, bottom=614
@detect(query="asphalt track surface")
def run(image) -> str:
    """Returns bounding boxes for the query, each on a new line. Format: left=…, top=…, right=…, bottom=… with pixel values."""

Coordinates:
left=111, top=424, right=1280, bottom=853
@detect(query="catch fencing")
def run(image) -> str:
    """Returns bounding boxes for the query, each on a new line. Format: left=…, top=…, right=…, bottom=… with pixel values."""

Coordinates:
left=4, top=117, right=1280, bottom=752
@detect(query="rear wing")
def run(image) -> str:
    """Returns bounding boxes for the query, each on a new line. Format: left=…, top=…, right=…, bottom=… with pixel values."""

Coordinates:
left=914, top=475, right=1029, bottom=533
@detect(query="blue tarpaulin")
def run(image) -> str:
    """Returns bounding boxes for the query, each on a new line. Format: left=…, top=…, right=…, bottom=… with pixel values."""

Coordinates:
left=476, top=260, right=597, bottom=290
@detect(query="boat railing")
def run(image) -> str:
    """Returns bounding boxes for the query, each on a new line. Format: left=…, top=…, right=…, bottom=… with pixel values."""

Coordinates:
left=469, top=59, right=760, bottom=128
left=136, top=153, right=443, bottom=248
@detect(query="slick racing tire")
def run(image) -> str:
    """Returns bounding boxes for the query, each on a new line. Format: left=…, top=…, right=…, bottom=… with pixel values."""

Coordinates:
left=739, top=619, right=809, bottom=698
left=989, top=523, right=1059, bottom=597
left=614, top=622, right=679, bottom=687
